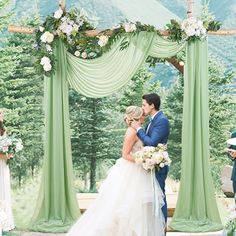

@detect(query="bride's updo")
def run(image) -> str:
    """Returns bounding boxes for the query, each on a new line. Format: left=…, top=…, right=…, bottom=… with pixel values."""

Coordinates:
left=124, top=106, right=143, bottom=126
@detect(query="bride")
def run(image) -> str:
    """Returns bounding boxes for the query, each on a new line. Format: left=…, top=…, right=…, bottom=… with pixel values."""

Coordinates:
left=67, top=106, right=165, bottom=236
left=0, top=109, right=15, bottom=231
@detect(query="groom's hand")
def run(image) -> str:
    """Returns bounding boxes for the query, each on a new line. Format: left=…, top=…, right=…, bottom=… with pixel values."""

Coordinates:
left=131, top=120, right=141, bottom=131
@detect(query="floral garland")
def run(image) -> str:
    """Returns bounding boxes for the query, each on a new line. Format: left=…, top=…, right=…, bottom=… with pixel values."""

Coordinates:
left=34, top=7, right=221, bottom=76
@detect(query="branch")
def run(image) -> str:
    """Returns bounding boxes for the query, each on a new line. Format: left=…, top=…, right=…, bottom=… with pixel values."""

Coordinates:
left=59, top=0, right=65, bottom=10
left=167, top=58, right=184, bottom=74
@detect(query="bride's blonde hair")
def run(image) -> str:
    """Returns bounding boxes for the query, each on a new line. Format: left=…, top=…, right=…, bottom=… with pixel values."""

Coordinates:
left=124, top=106, right=143, bottom=126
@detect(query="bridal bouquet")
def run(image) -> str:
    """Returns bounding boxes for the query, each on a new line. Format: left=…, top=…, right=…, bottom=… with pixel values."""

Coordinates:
left=133, top=144, right=171, bottom=171
left=0, top=135, right=23, bottom=159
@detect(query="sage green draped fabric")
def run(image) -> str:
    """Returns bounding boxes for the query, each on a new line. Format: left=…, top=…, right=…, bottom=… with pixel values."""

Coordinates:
left=170, top=40, right=222, bottom=232
left=30, top=40, right=80, bottom=233
left=31, top=32, right=222, bottom=233
left=66, top=32, right=185, bottom=98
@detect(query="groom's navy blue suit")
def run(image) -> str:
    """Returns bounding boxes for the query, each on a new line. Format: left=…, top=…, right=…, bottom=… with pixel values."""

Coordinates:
left=137, top=111, right=170, bottom=223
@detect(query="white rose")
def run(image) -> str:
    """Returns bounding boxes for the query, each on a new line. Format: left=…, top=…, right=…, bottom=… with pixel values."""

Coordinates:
left=159, top=163, right=165, bottom=168
left=40, top=56, right=51, bottom=65
left=65, top=24, right=73, bottom=36
left=40, top=31, right=54, bottom=43
left=74, top=51, right=80, bottom=57
left=54, top=8, right=63, bottom=19
left=69, top=20, right=74, bottom=25
left=123, top=22, right=136, bottom=32
left=43, top=63, right=52, bottom=72
left=185, top=28, right=195, bottom=36
left=179, top=61, right=184, bottom=66
left=152, top=152, right=163, bottom=164
left=81, top=52, right=87, bottom=59
left=98, top=35, right=109, bottom=47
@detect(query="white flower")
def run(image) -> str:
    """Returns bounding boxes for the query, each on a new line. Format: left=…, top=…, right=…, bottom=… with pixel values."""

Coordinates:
left=15, top=142, right=23, bottom=152
left=81, top=52, right=87, bottom=59
left=181, top=17, right=206, bottom=38
left=59, top=22, right=73, bottom=36
left=43, top=63, right=52, bottom=72
left=54, top=8, right=63, bottom=19
left=69, top=20, right=75, bottom=25
left=185, top=28, right=196, bottom=36
left=98, top=35, right=109, bottom=47
left=179, top=61, right=185, bottom=66
left=40, top=56, right=51, bottom=65
left=123, top=22, right=136, bottom=32
left=46, top=44, right=52, bottom=52
left=74, top=51, right=80, bottom=57
left=152, top=152, right=163, bottom=164
left=39, top=26, right=45, bottom=32
left=159, top=163, right=165, bottom=168
left=40, top=31, right=54, bottom=44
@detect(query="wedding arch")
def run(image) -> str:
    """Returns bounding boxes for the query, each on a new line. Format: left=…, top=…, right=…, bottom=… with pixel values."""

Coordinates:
left=8, top=0, right=236, bottom=233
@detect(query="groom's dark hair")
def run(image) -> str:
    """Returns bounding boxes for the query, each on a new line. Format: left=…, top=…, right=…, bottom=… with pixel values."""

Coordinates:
left=142, top=93, right=161, bottom=111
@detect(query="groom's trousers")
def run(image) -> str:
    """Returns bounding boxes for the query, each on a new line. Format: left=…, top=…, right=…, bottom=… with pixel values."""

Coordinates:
left=155, top=165, right=169, bottom=223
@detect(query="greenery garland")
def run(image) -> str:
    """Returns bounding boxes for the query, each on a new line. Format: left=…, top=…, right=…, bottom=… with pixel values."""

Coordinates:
left=34, top=7, right=221, bottom=76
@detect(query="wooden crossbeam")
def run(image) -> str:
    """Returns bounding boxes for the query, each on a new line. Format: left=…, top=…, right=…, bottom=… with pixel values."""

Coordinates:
left=7, top=25, right=236, bottom=36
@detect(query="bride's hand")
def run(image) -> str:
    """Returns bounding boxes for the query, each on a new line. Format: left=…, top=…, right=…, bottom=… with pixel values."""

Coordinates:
left=131, top=120, right=141, bottom=130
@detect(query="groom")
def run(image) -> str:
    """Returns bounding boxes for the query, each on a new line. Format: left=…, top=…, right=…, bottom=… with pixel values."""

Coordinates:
left=131, top=93, right=170, bottom=224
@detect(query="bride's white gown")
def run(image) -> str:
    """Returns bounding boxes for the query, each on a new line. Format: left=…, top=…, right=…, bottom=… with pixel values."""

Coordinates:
left=0, top=159, right=15, bottom=231
left=67, top=141, right=165, bottom=236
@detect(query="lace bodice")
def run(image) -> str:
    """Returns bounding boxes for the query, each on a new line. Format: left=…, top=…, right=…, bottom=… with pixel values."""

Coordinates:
left=131, top=140, right=143, bottom=154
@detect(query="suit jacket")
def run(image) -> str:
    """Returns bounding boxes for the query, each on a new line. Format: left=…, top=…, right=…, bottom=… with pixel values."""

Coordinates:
left=228, top=131, right=236, bottom=181
left=137, top=111, right=170, bottom=146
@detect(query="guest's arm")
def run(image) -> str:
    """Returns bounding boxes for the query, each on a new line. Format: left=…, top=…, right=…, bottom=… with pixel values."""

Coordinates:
left=0, top=153, right=7, bottom=160
left=226, top=148, right=236, bottom=160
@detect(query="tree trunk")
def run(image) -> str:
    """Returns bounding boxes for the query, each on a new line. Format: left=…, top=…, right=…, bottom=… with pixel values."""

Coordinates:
left=89, top=156, right=96, bottom=191
left=84, top=171, right=89, bottom=190
left=89, top=99, right=98, bottom=192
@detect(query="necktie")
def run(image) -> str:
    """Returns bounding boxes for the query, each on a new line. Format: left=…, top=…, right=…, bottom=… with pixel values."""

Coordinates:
left=146, top=117, right=152, bottom=134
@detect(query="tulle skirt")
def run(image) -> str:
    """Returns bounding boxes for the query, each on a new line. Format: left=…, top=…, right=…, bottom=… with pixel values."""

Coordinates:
left=67, top=158, right=165, bottom=236
left=0, top=159, right=15, bottom=231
